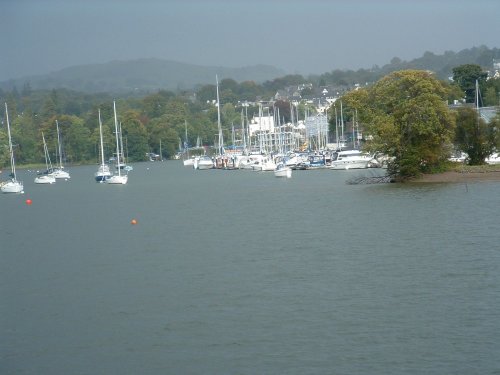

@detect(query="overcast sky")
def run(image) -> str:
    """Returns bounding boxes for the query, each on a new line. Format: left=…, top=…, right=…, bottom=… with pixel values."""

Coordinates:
left=1, top=0, right=499, bottom=81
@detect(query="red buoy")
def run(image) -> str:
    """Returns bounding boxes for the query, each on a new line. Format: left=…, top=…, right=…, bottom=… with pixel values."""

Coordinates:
left=25, top=199, right=32, bottom=205
left=131, top=219, right=138, bottom=225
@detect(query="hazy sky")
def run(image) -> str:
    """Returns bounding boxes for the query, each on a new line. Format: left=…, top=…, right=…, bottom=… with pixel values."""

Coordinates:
left=1, top=0, right=499, bottom=81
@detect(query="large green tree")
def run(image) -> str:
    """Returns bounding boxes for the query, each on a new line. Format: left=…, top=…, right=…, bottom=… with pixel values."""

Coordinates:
left=343, top=70, right=455, bottom=180
left=454, top=107, right=497, bottom=165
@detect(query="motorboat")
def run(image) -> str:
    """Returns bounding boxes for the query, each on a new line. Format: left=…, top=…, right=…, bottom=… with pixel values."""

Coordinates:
left=193, top=155, right=213, bottom=170
left=274, top=162, right=292, bottom=178
left=330, top=150, right=375, bottom=170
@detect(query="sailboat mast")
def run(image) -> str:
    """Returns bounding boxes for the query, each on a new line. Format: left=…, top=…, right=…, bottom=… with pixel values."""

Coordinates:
left=5, top=103, right=16, bottom=178
left=56, top=120, right=63, bottom=168
left=340, top=101, right=344, bottom=150
left=119, top=122, right=125, bottom=166
left=113, top=101, right=121, bottom=177
left=184, top=120, right=189, bottom=158
left=98, top=109, right=105, bottom=168
left=42, top=132, right=49, bottom=171
left=216, top=75, right=223, bottom=155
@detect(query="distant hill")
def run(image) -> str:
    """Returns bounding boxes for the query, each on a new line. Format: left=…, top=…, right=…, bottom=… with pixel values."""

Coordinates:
left=0, top=58, right=286, bottom=93
left=377, top=45, right=500, bottom=79
left=1, top=46, right=499, bottom=95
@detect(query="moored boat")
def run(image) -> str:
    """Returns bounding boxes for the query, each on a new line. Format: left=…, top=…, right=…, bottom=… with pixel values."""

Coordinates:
left=274, top=162, right=292, bottom=178
left=106, top=101, right=128, bottom=185
left=1, top=103, right=24, bottom=194
left=193, top=155, right=214, bottom=170
left=330, top=150, right=374, bottom=170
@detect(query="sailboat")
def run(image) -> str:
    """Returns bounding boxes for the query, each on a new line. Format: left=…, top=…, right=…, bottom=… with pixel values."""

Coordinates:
left=118, top=122, right=133, bottom=171
left=1, top=103, right=24, bottom=193
left=95, top=109, right=112, bottom=182
left=106, top=101, right=128, bottom=184
left=34, top=132, right=56, bottom=184
left=182, top=121, right=194, bottom=166
left=49, top=120, right=70, bottom=179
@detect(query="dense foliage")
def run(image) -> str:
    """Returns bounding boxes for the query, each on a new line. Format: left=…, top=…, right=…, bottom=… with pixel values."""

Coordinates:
left=454, top=107, right=499, bottom=165
left=342, top=70, right=456, bottom=179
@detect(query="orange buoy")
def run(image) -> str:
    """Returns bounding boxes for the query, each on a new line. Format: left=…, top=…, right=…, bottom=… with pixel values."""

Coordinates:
left=131, top=219, right=138, bottom=225
left=25, top=199, right=32, bottom=205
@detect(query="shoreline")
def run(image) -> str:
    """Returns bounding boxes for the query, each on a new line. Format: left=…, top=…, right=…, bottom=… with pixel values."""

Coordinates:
left=414, top=169, right=500, bottom=183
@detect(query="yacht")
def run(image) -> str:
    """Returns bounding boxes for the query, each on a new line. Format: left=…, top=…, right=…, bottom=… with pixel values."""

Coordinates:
left=193, top=155, right=214, bottom=170
left=330, top=150, right=375, bottom=170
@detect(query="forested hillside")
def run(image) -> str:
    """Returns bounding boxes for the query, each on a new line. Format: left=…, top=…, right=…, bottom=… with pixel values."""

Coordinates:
left=1, top=46, right=499, bottom=94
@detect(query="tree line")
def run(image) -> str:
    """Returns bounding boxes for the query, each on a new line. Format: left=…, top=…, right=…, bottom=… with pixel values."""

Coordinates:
left=1, top=64, right=500, bottom=181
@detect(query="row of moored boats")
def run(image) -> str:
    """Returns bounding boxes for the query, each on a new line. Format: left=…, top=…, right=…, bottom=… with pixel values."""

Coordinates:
left=1, top=101, right=131, bottom=194
left=183, top=149, right=384, bottom=178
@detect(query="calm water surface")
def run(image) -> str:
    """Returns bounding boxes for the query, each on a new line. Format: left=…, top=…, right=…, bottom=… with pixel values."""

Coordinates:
left=1, top=162, right=499, bottom=374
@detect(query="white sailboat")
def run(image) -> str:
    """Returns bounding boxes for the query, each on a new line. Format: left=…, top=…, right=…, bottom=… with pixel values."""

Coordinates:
left=50, top=120, right=70, bottom=179
left=34, top=132, right=56, bottom=184
left=106, top=101, right=128, bottom=184
left=182, top=121, right=194, bottom=166
left=118, top=122, right=133, bottom=171
left=1, top=103, right=24, bottom=193
left=95, top=109, right=112, bottom=182
left=216, top=74, right=224, bottom=157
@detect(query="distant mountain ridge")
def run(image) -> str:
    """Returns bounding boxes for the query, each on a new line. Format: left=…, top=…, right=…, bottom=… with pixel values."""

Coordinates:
left=1, top=46, right=499, bottom=94
left=376, top=45, right=500, bottom=79
left=0, top=58, right=286, bottom=93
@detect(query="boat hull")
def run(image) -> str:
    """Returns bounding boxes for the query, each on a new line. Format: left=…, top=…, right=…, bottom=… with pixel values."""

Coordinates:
left=106, top=175, right=128, bottom=184
left=35, top=175, right=56, bottom=184
left=274, top=168, right=292, bottom=178
left=50, top=168, right=71, bottom=179
left=1, top=180, right=24, bottom=193
left=95, top=165, right=112, bottom=182
left=330, top=160, right=370, bottom=170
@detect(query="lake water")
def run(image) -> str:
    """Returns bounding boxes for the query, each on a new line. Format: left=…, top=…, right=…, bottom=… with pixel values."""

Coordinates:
left=1, top=162, right=499, bottom=374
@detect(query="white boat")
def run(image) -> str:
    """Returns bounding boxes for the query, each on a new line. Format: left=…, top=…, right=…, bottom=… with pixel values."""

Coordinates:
left=274, top=162, right=292, bottom=178
left=237, top=154, right=264, bottom=170
left=106, top=101, right=128, bottom=185
left=248, top=154, right=276, bottom=171
left=95, top=109, right=112, bottom=182
left=1, top=103, right=24, bottom=194
left=183, top=157, right=195, bottom=167
left=49, top=120, right=70, bottom=179
left=486, top=152, right=500, bottom=164
left=35, top=132, right=56, bottom=185
left=193, top=155, right=213, bottom=170
left=34, top=174, right=56, bottom=184
left=182, top=121, right=194, bottom=166
left=260, top=156, right=277, bottom=171
left=114, top=121, right=133, bottom=171
left=330, top=150, right=375, bottom=170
